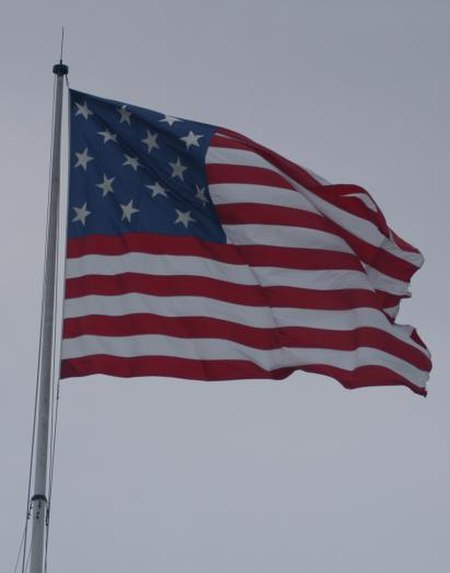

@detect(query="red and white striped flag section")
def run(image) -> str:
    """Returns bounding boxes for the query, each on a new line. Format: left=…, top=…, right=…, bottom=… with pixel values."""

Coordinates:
left=61, top=90, right=431, bottom=395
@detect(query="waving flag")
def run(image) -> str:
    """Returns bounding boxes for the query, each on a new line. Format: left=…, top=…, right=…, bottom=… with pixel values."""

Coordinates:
left=61, top=89, right=431, bottom=395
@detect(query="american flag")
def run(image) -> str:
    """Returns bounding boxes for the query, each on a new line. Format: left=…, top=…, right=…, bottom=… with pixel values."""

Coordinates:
left=61, top=89, right=431, bottom=395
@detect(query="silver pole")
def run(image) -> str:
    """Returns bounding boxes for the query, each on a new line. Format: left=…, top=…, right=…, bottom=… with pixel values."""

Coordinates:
left=29, top=61, right=68, bottom=573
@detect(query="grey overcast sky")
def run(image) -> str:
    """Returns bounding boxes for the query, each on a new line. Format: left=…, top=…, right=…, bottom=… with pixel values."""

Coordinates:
left=1, top=1, right=449, bottom=572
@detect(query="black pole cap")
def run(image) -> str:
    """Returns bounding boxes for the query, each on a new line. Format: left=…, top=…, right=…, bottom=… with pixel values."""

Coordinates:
left=53, top=61, right=69, bottom=76
left=31, top=494, right=48, bottom=503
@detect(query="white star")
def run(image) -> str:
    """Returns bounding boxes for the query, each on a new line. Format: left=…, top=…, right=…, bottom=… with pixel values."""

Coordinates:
left=120, top=199, right=140, bottom=222
left=146, top=182, right=167, bottom=198
left=123, top=154, right=141, bottom=171
left=75, top=101, right=93, bottom=120
left=174, top=209, right=195, bottom=228
left=169, top=157, right=187, bottom=180
left=160, top=114, right=181, bottom=127
left=195, top=185, right=208, bottom=205
left=72, top=202, right=91, bottom=225
left=75, top=147, right=93, bottom=170
left=98, top=129, right=117, bottom=143
left=180, top=131, right=203, bottom=150
left=117, top=105, right=132, bottom=125
left=142, top=130, right=159, bottom=153
left=96, top=174, right=115, bottom=197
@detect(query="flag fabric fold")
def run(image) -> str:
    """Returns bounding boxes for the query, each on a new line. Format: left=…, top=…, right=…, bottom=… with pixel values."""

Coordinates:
left=61, top=89, right=431, bottom=395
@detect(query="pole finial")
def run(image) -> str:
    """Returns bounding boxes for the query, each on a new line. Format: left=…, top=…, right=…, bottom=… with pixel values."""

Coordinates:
left=53, top=62, right=69, bottom=76
left=53, top=28, right=68, bottom=76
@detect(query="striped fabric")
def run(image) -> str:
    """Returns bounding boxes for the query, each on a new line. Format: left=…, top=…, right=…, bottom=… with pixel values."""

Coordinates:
left=61, top=91, right=431, bottom=395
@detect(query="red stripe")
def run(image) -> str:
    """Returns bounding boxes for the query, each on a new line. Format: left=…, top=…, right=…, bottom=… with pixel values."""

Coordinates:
left=63, top=314, right=430, bottom=371
left=67, top=233, right=220, bottom=259
left=233, top=246, right=361, bottom=271
left=65, top=274, right=383, bottom=311
left=69, top=232, right=346, bottom=263
left=61, top=354, right=294, bottom=381
left=66, top=232, right=368, bottom=273
left=209, top=134, right=253, bottom=151
left=217, top=203, right=334, bottom=233
left=207, top=164, right=294, bottom=188
left=60, top=356, right=426, bottom=396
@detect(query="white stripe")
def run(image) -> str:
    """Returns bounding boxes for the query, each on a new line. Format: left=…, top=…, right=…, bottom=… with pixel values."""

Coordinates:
left=67, top=253, right=257, bottom=283
left=207, top=146, right=274, bottom=170
left=222, top=224, right=354, bottom=253
left=63, top=293, right=428, bottom=356
left=384, top=305, right=400, bottom=319
left=61, top=334, right=427, bottom=387
left=66, top=254, right=373, bottom=290
left=364, top=265, right=410, bottom=296
left=65, top=293, right=277, bottom=326
left=208, top=182, right=317, bottom=212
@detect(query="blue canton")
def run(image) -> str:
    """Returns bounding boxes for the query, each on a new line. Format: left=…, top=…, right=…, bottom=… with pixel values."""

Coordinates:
left=69, top=90, right=225, bottom=242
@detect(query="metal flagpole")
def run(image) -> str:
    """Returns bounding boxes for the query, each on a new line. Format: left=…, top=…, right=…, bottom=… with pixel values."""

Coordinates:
left=29, top=60, right=68, bottom=573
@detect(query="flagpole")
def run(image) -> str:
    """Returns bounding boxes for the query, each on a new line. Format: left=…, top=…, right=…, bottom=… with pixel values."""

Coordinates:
left=29, top=60, right=68, bottom=573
